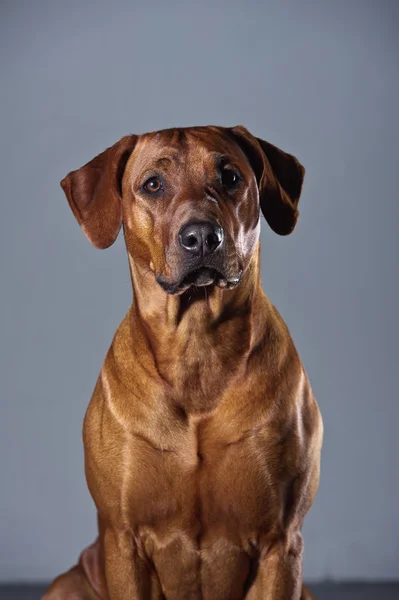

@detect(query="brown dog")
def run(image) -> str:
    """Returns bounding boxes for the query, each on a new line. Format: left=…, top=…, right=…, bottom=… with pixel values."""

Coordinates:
left=43, top=126, right=323, bottom=600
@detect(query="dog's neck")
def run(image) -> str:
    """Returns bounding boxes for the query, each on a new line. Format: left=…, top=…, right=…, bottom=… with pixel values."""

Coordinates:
left=126, top=243, right=266, bottom=392
left=128, top=243, right=263, bottom=333
left=120, top=244, right=271, bottom=411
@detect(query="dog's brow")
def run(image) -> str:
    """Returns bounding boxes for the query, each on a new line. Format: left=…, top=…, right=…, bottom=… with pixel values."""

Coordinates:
left=134, top=153, right=180, bottom=185
left=212, top=152, right=240, bottom=168
left=154, top=155, right=177, bottom=169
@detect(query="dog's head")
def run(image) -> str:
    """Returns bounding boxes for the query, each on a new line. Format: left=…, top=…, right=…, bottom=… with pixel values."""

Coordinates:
left=61, top=126, right=305, bottom=294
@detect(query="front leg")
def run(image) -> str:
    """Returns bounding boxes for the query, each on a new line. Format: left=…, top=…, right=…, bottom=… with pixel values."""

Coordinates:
left=246, top=409, right=322, bottom=600
left=246, top=378, right=322, bottom=600
left=245, top=533, right=303, bottom=600
left=244, top=541, right=316, bottom=599
left=260, top=533, right=303, bottom=599
left=102, top=527, right=164, bottom=600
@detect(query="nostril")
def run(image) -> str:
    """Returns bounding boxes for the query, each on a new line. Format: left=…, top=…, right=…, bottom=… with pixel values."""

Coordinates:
left=205, top=232, right=219, bottom=250
left=185, top=234, right=198, bottom=248
left=205, top=226, right=223, bottom=252
left=180, top=232, right=199, bottom=251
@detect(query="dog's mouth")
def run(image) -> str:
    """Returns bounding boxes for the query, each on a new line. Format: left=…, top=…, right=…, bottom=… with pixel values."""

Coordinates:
left=156, top=266, right=242, bottom=295
left=182, top=267, right=222, bottom=287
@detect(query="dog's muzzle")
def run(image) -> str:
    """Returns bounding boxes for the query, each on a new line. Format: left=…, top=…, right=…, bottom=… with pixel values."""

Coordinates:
left=156, top=220, right=242, bottom=294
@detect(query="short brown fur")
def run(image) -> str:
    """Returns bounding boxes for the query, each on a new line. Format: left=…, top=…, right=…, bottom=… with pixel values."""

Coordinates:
left=44, top=125, right=323, bottom=600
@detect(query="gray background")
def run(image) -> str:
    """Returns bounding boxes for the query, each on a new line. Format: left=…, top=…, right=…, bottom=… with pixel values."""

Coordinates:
left=0, top=0, right=398, bottom=584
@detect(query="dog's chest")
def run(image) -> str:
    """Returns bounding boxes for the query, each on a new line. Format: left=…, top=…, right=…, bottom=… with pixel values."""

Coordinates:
left=84, top=345, right=298, bottom=564
left=85, top=382, right=297, bottom=597
left=114, top=415, right=283, bottom=542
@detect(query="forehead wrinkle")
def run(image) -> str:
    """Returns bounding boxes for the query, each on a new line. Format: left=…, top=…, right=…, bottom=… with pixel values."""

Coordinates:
left=145, top=153, right=184, bottom=178
left=185, top=131, right=246, bottom=164
left=154, top=155, right=177, bottom=169
left=129, top=147, right=184, bottom=183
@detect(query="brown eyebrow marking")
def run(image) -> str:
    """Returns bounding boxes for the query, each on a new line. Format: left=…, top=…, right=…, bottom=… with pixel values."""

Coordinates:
left=154, top=156, right=177, bottom=169
left=134, top=153, right=181, bottom=188
left=211, top=152, right=240, bottom=167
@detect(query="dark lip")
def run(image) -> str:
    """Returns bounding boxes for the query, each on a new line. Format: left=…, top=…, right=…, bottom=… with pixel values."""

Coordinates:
left=181, top=266, right=221, bottom=287
left=156, top=266, right=242, bottom=295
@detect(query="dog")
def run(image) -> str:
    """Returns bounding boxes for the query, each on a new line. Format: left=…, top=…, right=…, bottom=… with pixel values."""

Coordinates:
left=43, top=125, right=323, bottom=600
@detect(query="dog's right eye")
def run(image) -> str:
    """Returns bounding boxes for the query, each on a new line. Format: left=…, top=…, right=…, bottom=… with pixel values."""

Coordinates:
left=143, top=176, right=163, bottom=194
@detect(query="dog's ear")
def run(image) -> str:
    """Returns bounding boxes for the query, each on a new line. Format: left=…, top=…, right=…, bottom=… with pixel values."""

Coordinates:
left=228, top=125, right=305, bottom=235
left=60, top=135, right=138, bottom=248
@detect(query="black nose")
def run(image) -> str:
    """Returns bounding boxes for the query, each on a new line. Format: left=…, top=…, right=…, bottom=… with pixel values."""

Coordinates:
left=178, top=221, right=224, bottom=257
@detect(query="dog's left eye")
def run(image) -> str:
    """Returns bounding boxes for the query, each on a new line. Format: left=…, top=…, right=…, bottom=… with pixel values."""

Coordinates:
left=143, top=176, right=163, bottom=194
left=221, top=168, right=241, bottom=189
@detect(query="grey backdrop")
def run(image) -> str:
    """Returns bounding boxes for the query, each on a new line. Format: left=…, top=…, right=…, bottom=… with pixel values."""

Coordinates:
left=1, top=0, right=398, bottom=584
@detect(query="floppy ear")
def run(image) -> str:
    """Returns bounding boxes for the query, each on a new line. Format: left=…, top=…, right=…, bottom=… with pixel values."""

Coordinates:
left=60, top=135, right=138, bottom=248
left=228, top=125, right=305, bottom=235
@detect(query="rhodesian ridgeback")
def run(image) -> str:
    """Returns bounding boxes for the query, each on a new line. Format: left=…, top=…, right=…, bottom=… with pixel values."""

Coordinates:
left=44, top=125, right=323, bottom=599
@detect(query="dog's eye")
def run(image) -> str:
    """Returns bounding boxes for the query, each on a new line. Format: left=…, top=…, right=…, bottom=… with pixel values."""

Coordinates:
left=143, top=176, right=163, bottom=194
left=221, top=168, right=240, bottom=189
